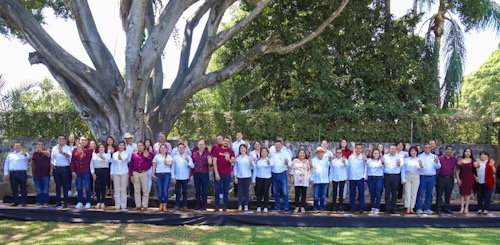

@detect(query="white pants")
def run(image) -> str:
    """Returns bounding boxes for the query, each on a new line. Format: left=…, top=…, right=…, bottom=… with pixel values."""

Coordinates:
left=133, top=171, right=150, bottom=208
left=147, top=168, right=152, bottom=193
left=404, top=173, right=420, bottom=208
left=113, top=173, right=128, bottom=209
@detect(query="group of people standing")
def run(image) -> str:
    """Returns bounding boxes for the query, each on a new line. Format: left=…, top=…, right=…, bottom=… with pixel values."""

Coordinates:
left=2, top=133, right=497, bottom=215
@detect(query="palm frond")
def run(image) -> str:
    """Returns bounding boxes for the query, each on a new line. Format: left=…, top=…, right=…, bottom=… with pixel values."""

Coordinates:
left=441, top=18, right=466, bottom=108
left=418, top=0, right=436, bottom=13
left=458, top=0, right=500, bottom=33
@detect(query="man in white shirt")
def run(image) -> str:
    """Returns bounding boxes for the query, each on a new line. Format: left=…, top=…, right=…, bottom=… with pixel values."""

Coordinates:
left=124, top=133, right=137, bottom=159
left=232, top=132, right=246, bottom=197
left=270, top=140, right=292, bottom=212
left=3, top=142, right=31, bottom=207
left=383, top=144, right=404, bottom=214
left=348, top=144, right=367, bottom=214
left=51, top=135, right=72, bottom=208
left=416, top=143, right=441, bottom=215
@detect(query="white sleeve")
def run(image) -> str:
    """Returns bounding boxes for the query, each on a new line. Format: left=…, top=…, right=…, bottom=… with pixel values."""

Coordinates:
left=4, top=154, right=10, bottom=175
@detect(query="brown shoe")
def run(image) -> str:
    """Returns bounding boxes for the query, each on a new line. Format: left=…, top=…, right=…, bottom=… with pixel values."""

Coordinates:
left=132, top=207, right=141, bottom=211
left=158, top=204, right=163, bottom=212
left=142, top=207, right=148, bottom=211
left=182, top=207, right=187, bottom=212
left=163, top=204, right=168, bottom=212
left=214, top=208, right=220, bottom=212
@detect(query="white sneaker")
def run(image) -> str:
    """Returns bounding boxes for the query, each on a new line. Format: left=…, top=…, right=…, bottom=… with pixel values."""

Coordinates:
left=263, top=208, right=268, bottom=213
left=75, top=202, right=83, bottom=209
left=85, top=203, right=91, bottom=209
left=68, top=191, right=72, bottom=197
left=244, top=205, right=248, bottom=212
left=374, top=209, right=379, bottom=215
left=256, top=207, right=261, bottom=212
left=416, top=209, right=423, bottom=215
left=425, top=209, right=434, bottom=215
left=238, top=205, right=242, bottom=211
left=121, top=208, right=128, bottom=212
left=370, top=208, right=375, bottom=214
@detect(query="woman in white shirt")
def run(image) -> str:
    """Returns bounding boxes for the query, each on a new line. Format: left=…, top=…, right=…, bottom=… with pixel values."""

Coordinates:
left=91, top=143, right=111, bottom=209
left=111, top=142, right=129, bottom=211
left=330, top=149, right=348, bottom=213
left=252, top=147, right=274, bottom=213
left=402, top=146, right=422, bottom=214
left=290, top=149, right=310, bottom=214
left=367, top=149, right=384, bottom=215
left=234, top=144, right=253, bottom=212
left=152, top=144, right=173, bottom=212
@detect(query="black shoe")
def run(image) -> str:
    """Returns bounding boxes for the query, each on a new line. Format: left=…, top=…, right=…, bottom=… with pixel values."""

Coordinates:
left=21, top=203, right=27, bottom=207
left=63, top=204, right=68, bottom=208
left=10, top=203, right=19, bottom=207
left=390, top=211, right=396, bottom=214
left=443, top=209, right=452, bottom=214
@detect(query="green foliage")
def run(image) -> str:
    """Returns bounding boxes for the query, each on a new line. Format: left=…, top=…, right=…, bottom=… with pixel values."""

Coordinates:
left=459, top=49, right=500, bottom=120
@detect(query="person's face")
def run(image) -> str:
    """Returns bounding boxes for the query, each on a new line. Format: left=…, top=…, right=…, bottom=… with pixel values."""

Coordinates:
left=336, top=150, right=342, bottom=158
left=464, top=149, right=471, bottom=158
left=80, top=137, right=88, bottom=147
left=99, top=145, right=105, bottom=153
left=179, top=144, right=185, bottom=154
left=118, top=143, right=126, bottom=151
left=417, top=146, right=422, bottom=152
left=125, top=138, right=132, bottom=144
left=373, top=150, right=380, bottom=159
left=69, top=135, right=75, bottom=142
left=90, top=141, right=96, bottom=148
left=389, top=146, right=397, bottom=155
left=321, top=141, right=327, bottom=148
left=479, top=153, right=488, bottom=161
left=397, top=143, right=403, bottom=151
left=261, top=149, right=268, bottom=158
left=137, top=143, right=145, bottom=152
left=424, top=144, right=431, bottom=154
left=341, top=140, right=347, bottom=148
left=223, top=138, right=231, bottom=147
left=145, top=140, right=151, bottom=147
left=377, top=144, right=384, bottom=152
left=216, top=136, right=223, bottom=144
left=240, top=146, right=247, bottom=154
left=198, top=140, right=205, bottom=150
left=14, top=143, right=21, bottom=152
left=159, top=134, right=166, bottom=142
left=37, top=142, right=44, bottom=151
left=410, top=148, right=417, bottom=157
left=275, top=142, right=282, bottom=152
left=298, top=151, right=306, bottom=159
left=445, top=147, right=453, bottom=156
left=254, top=142, right=261, bottom=150
left=355, top=145, right=362, bottom=154
left=317, top=151, right=325, bottom=159
left=106, top=138, right=113, bottom=145
left=160, top=145, right=167, bottom=154
left=430, top=140, right=436, bottom=148
left=58, top=136, right=66, bottom=145
left=236, top=132, right=242, bottom=141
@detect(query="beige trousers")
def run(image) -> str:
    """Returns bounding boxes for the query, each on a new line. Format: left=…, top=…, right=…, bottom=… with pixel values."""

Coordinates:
left=133, top=171, right=150, bottom=208
left=404, top=173, right=420, bottom=208
left=113, top=173, right=129, bottom=209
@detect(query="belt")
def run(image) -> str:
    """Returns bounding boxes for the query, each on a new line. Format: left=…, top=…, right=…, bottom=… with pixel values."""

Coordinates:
left=10, top=170, right=27, bottom=172
left=134, top=170, right=147, bottom=173
left=54, top=165, right=70, bottom=168
left=368, top=176, right=383, bottom=178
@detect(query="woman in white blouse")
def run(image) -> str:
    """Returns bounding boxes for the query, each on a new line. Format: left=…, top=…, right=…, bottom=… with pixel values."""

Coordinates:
left=290, top=149, right=310, bottom=214
left=367, top=149, right=384, bottom=215
left=152, top=144, right=173, bottom=212
left=402, top=146, right=422, bottom=214
left=234, top=144, right=253, bottom=212
left=330, top=149, right=348, bottom=213
left=252, top=147, right=274, bottom=213
left=111, top=142, right=129, bottom=211
left=91, top=143, right=111, bottom=209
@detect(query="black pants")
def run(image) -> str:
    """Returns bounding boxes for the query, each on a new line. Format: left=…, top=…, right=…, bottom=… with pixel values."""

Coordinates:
left=332, top=181, right=345, bottom=211
left=255, top=177, right=271, bottom=208
left=436, top=175, right=454, bottom=212
left=9, top=171, right=27, bottom=205
left=294, top=186, right=307, bottom=208
left=95, top=168, right=110, bottom=203
left=234, top=183, right=239, bottom=197
left=175, top=179, right=188, bottom=208
left=477, top=183, right=492, bottom=211
left=54, top=166, right=70, bottom=205
left=384, top=174, right=400, bottom=213
left=397, top=183, right=404, bottom=199
left=237, top=178, right=251, bottom=206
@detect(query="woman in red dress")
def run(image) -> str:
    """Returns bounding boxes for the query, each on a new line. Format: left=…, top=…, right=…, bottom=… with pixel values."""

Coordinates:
left=455, top=147, right=475, bottom=214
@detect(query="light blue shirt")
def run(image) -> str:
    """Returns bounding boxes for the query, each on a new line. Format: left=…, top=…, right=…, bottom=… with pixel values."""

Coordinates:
left=234, top=155, right=253, bottom=178
left=403, top=157, right=421, bottom=174
left=270, top=150, right=291, bottom=174
left=366, top=159, right=384, bottom=177
left=398, top=151, right=409, bottom=158
left=418, top=153, right=441, bottom=176
left=153, top=154, right=173, bottom=174
left=171, top=146, right=192, bottom=157
left=348, top=154, right=365, bottom=180
left=50, top=145, right=72, bottom=166
left=111, top=151, right=129, bottom=175
left=329, top=157, right=348, bottom=182
left=310, top=157, right=330, bottom=184
left=383, top=154, right=404, bottom=174
left=4, top=151, right=31, bottom=175
left=252, top=157, right=274, bottom=182
left=172, top=154, right=194, bottom=180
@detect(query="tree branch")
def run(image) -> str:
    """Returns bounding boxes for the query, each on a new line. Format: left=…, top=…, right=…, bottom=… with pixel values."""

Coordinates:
left=69, top=0, right=123, bottom=86
left=266, top=0, right=349, bottom=55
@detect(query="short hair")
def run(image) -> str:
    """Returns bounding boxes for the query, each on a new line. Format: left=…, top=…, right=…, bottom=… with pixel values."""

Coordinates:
left=137, top=141, right=145, bottom=146
left=178, top=142, right=185, bottom=147
left=259, top=147, right=269, bottom=158
left=370, top=149, right=381, bottom=159
left=409, top=146, right=419, bottom=156
left=355, top=143, right=364, bottom=148
left=158, top=132, right=165, bottom=136
left=223, top=136, right=231, bottom=141
left=238, top=144, right=248, bottom=155
left=58, top=135, right=66, bottom=139
left=445, top=145, right=453, bottom=150
left=479, top=151, right=489, bottom=157
left=275, top=140, right=283, bottom=145
left=198, top=138, right=206, bottom=144
left=37, top=140, right=45, bottom=145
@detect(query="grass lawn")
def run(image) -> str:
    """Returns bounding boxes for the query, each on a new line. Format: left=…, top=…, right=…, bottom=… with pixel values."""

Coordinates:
left=0, top=220, right=498, bottom=244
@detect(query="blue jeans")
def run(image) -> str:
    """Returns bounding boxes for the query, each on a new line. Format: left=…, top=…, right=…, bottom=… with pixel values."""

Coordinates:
left=272, top=171, right=289, bottom=211
left=367, top=176, right=383, bottom=209
left=76, top=171, right=92, bottom=203
left=53, top=166, right=70, bottom=205
left=155, top=173, right=171, bottom=204
left=416, top=175, right=436, bottom=210
left=194, top=173, right=209, bottom=209
left=33, top=175, right=50, bottom=204
left=313, top=183, right=328, bottom=209
left=349, top=179, right=365, bottom=212
left=215, top=174, right=231, bottom=209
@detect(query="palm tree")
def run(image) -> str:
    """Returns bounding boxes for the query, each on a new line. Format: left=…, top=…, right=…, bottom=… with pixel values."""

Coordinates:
left=414, top=0, right=499, bottom=109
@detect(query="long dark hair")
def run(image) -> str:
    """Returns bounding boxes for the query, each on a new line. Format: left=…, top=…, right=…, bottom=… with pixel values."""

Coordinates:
left=238, top=144, right=248, bottom=156
left=462, top=147, right=474, bottom=160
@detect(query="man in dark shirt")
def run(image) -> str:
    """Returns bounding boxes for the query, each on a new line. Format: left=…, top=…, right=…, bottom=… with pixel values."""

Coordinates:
left=212, top=136, right=235, bottom=212
left=436, top=145, right=458, bottom=214
left=129, top=141, right=153, bottom=211
left=192, top=139, right=212, bottom=211
left=71, top=136, right=94, bottom=209
left=32, top=140, right=51, bottom=207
